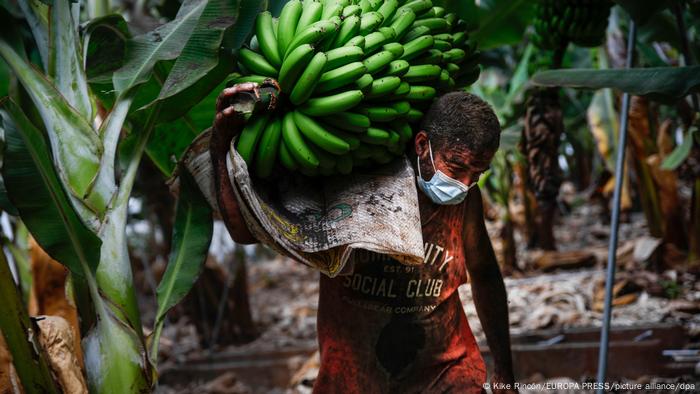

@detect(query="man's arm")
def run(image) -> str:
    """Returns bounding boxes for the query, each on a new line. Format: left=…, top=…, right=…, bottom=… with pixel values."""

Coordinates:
left=463, top=186, right=516, bottom=391
left=210, top=84, right=259, bottom=244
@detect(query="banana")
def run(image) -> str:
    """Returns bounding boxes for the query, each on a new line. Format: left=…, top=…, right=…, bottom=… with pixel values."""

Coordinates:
left=335, top=154, right=353, bottom=175
left=293, top=110, right=351, bottom=154
left=445, top=62, right=460, bottom=75
left=360, top=11, right=383, bottom=35
left=342, top=4, right=362, bottom=17
left=272, top=17, right=279, bottom=37
left=365, top=76, right=402, bottom=98
left=363, top=50, right=396, bottom=74
left=316, top=61, right=367, bottom=93
left=321, top=111, right=371, bottom=133
left=416, top=7, right=436, bottom=19
left=308, top=143, right=337, bottom=170
left=358, top=0, right=372, bottom=13
left=406, top=85, right=436, bottom=101
left=296, top=0, right=323, bottom=34
left=368, top=0, right=382, bottom=11
left=401, top=35, right=434, bottom=61
left=414, top=17, right=448, bottom=33
left=238, top=48, right=278, bottom=77
left=289, top=52, right=328, bottom=105
left=277, top=0, right=303, bottom=56
left=433, top=39, right=452, bottom=52
left=357, top=106, right=399, bottom=122
left=390, top=100, right=411, bottom=117
left=324, top=124, right=361, bottom=150
left=377, top=0, right=399, bottom=26
left=382, top=42, right=404, bottom=58
left=389, top=9, right=417, bottom=40
left=256, top=11, right=282, bottom=68
left=364, top=31, right=391, bottom=54
left=361, top=127, right=391, bottom=145
left=392, top=81, right=411, bottom=97
left=326, top=0, right=351, bottom=8
left=278, top=44, right=314, bottom=92
left=332, top=15, right=361, bottom=47
left=412, top=49, right=442, bottom=65
left=282, top=111, right=319, bottom=170
left=403, top=64, right=442, bottom=83
left=432, top=6, right=445, bottom=17
left=236, top=114, right=270, bottom=164
left=433, top=33, right=453, bottom=43
left=402, top=26, right=431, bottom=43
left=228, top=74, right=268, bottom=85
left=442, top=48, right=466, bottom=63
left=389, top=120, right=413, bottom=143
left=384, top=59, right=410, bottom=76
left=406, top=108, right=424, bottom=123
left=387, top=130, right=401, bottom=149
left=279, top=138, right=299, bottom=170
left=355, top=73, right=374, bottom=92
left=398, top=0, right=433, bottom=15
left=324, top=46, right=364, bottom=71
left=345, top=35, right=366, bottom=48
left=318, top=15, right=343, bottom=51
left=254, top=116, right=282, bottom=178
left=299, top=90, right=364, bottom=116
left=439, top=69, right=450, bottom=86
left=444, top=13, right=457, bottom=28
left=322, top=2, right=344, bottom=20
left=285, top=19, right=338, bottom=58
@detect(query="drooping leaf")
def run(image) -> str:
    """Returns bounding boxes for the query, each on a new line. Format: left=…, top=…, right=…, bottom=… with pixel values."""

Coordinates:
left=0, top=98, right=101, bottom=278
left=0, top=39, right=103, bottom=208
left=532, top=66, right=700, bottom=101
left=112, top=0, right=207, bottom=94
left=82, top=14, right=130, bottom=82
left=221, top=0, right=268, bottom=50
left=0, top=253, right=60, bottom=394
left=151, top=169, right=212, bottom=358
left=471, top=0, right=535, bottom=49
left=156, top=0, right=238, bottom=104
left=49, top=0, right=92, bottom=119
left=661, top=127, right=697, bottom=170
left=613, top=0, right=669, bottom=26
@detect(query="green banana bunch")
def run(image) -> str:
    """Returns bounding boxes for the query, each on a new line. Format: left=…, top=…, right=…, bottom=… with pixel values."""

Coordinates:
left=232, top=0, right=481, bottom=177
left=532, top=0, right=613, bottom=50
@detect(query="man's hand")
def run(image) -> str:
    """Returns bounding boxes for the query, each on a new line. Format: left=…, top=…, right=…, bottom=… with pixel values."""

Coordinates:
left=213, top=82, right=259, bottom=136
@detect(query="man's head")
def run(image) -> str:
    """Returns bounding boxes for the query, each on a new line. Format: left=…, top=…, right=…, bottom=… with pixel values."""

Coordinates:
left=414, top=92, right=501, bottom=188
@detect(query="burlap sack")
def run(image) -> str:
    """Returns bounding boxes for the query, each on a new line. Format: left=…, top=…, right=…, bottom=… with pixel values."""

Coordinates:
left=183, top=130, right=424, bottom=277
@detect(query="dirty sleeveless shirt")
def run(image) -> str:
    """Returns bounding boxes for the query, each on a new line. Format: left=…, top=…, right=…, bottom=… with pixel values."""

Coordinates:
left=314, top=201, right=487, bottom=394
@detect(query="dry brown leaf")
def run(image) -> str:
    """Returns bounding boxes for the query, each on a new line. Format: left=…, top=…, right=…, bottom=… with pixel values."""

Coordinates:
left=36, top=316, right=87, bottom=394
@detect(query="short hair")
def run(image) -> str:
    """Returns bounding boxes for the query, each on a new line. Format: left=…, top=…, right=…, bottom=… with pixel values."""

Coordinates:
left=419, top=91, right=501, bottom=153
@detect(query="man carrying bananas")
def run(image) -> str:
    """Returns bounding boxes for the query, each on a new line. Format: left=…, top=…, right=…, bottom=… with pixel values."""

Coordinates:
left=213, top=84, right=517, bottom=394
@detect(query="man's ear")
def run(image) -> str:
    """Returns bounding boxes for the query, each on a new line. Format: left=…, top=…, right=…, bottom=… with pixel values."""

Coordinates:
left=414, top=131, right=429, bottom=158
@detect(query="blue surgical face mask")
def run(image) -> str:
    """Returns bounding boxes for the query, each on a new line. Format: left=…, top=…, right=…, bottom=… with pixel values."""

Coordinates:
left=416, top=140, right=475, bottom=205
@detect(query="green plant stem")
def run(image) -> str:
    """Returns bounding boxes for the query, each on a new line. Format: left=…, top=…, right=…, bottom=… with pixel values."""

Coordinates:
left=0, top=252, right=60, bottom=394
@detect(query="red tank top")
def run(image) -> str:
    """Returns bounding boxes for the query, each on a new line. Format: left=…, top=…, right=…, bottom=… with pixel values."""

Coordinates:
left=314, top=201, right=487, bottom=393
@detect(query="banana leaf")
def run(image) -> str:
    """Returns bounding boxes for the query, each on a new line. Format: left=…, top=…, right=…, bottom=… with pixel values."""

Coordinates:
left=662, top=126, right=698, bottom=170
left=532, top=66, right=700, bottom=102
left=151, top=169, right=213, bottom=359
left=0, top=40, right=104, bottom=210
left=82, top=14, right=130, bottom=82
left=112, top=0, right=208, bottom=94
left=50, top=0, right=92, bottom=119
left=0, top=252, right=60, bottom=394
left=16, top=0, right=49, bottom=70
left=0, top=99, right=101, bottom=278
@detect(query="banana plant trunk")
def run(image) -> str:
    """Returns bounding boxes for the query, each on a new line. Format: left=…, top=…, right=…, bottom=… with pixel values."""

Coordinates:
left=522, top=88, right=563, bottom=250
